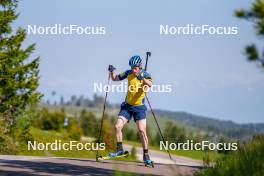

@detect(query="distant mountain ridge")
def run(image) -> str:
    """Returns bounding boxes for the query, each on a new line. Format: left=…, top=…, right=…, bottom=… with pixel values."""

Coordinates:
left=42, top=94, right=264, bottom=141
left=153, top=109, right=264, bottom=140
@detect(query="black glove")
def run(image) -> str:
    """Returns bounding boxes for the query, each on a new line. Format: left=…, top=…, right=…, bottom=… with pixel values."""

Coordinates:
left=108, top=65, right=116, bottom=73
left=136, top=70, right=144, bottom=80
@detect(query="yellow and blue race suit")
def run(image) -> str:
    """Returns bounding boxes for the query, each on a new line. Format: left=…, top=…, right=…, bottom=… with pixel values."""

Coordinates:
left=117, top=69, right=152, bottom=122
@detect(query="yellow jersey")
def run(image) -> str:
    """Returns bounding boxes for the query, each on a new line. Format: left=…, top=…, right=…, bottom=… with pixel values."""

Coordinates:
left=118, top=69, right=152, bottom=106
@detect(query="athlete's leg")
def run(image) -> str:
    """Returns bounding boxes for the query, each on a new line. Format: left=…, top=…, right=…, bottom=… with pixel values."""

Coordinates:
left=115, top=116, right=128, bottom=142
left=108, top=116, right=128, bottom=157
left=136, top=118, right=151, bottom=161
left=136, top=119, right=148, bottom=150
left=114, top=102, right=131, bottom=154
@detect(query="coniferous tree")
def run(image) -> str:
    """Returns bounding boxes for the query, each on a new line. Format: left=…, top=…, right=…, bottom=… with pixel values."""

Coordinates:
left=0, top=0, right=41, bottom=133
left=235, top=0, right=264, bottom=68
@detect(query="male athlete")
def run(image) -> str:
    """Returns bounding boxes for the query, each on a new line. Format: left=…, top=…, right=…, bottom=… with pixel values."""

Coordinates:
left=108, top=55, right=153, bottom=165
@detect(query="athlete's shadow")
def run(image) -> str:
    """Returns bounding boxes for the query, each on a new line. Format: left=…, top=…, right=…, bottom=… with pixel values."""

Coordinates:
left=65, top=157, right=145, bottom=167
left=64, top=158, right=172, bottom=168
left=0, top=159, right=149, bottom=176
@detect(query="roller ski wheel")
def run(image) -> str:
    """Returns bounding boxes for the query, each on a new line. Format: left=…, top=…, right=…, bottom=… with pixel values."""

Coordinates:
left=144, top=160, right=154, bottom=168
left=96, top=154, right=102, bottom=162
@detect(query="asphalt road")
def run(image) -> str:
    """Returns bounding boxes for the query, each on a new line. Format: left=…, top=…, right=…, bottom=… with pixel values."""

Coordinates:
left=0, top=154, right=202, bottom=176
left=123, top=144, right=203, bottom=167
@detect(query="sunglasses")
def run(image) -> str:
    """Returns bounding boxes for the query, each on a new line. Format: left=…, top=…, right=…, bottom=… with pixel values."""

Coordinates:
left=131, top=66, right=141, bottom=69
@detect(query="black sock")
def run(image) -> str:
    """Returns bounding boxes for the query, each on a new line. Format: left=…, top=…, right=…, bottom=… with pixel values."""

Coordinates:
left=117, top=142, right=123, bottom=151
left=143, top=149, right=150, bottom=160
left=143, top=149, right=148, bottom=155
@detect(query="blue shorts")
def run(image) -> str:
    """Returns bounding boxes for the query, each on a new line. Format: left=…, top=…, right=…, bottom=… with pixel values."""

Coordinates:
left=118, top=102, right=147, bottom=122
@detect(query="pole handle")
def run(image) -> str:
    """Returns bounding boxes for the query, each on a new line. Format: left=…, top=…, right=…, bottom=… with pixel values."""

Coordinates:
left=145, top=52, right=151, bottom=70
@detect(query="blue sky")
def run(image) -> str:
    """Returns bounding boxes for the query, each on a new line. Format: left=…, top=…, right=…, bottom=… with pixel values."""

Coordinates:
left=16, top=0, right=264, bottom=123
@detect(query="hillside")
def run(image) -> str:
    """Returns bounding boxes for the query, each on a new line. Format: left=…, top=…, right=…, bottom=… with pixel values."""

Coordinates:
left=153, top=109, right=264, bottom=140
left=41, top=94, right=264, bottom=141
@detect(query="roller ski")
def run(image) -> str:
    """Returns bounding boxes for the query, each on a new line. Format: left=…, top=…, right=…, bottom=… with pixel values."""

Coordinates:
left=96, top=150, right=129, bottom=161
left=143, top=154, right=154, bottom=168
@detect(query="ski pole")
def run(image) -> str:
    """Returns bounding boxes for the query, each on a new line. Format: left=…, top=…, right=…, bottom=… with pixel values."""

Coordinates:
left=145, top=96, right=172, bottom=160
left=145, top=52, right=151, bottom=71
left=96, top=72, right=111, bottom=160
left=144, top=52, right=173, bottom=161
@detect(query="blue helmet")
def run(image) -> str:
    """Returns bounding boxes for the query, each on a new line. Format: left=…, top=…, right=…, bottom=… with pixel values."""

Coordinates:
left=129, top=55, right=142, bottom=67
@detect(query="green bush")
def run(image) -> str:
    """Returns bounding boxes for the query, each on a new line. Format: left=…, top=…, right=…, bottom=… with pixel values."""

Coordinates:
left=68, top=117, right=83, bottom=140
left=0, top=111, right=34, bottom=154
left=124, top=128, right=138, bottom=141
left=98, top=113, right=115, bottom=150
left=196, top=134, right=264, bottom=176
left=33, top=108, right=66, bottom=131
left=130, top=146, right=137, bottom=160
left=31, top=108, right=83, bottom=140
left=79, top=109, right=97, bottom=137
left=68, top=125, right=82, bottom=140
left=0, top=134, right=18, bottom=154
left=12, top=117, right=34, bottom=149
left=43, top=112, right=64, bottom=130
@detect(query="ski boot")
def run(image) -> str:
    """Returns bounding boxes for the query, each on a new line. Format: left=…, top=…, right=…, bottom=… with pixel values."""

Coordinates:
left=108, top=149, right=126, bottom=157
left=143, top=153, right=154, bottom=168
left=96, top=149, right=129, bottom=161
